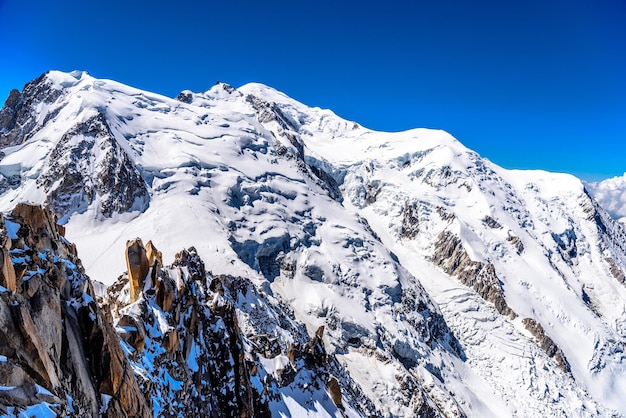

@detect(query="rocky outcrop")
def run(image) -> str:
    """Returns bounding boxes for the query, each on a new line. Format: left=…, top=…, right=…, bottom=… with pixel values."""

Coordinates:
left=522, top=318, right=571, bottom=374
left=36, top=112, right=149, bottom=219
left=605, top=256, right=625, bottom=283
left=507, top=232, right=525, bottom=255
left=482, top=215, right=502, bottom=229
left=0, top=235, right=15, bottom=291
left=218, top=275, right=382, bottom=416
left=126, top=238, right=149, bottom=302
left=106, top=243, right=269, bottom=417
left=552, top=228, right=578, bottom=263
left=0, top=204, right=150, bottom=417
left=175, top=91, right=193, bottom=104
left=432, top=230, right=516, bottom=318
left=401, top=202, right=421, bottom=239
left=327, top=376, right=343, bottom=409
left=245, top=93, right=343, bottom=201
left=434, top=228, right=571, bottom=375
left=103, top=239, right=388, bottom=417
left=145, top=240, right=162, bottom=268
left=0, top=73, right=63, bottom=147
left=581, top=191, right=626, bottom=285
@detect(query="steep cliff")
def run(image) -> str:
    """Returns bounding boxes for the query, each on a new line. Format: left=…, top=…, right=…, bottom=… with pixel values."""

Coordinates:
left=0, top=204, right=149, bottom=417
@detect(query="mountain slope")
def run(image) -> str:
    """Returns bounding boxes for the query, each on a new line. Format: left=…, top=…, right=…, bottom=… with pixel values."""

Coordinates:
left=0, top=204, right=374, bottom=417
left=237, top=83, right=626, bottom=415
left=0, top=71, right=625, bottom=416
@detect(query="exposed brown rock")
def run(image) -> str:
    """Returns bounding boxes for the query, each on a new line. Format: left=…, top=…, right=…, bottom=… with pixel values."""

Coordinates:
left=11, top=203, right=62, bottom=255
left=0, top=236, right=15, bottom=291
left=12, top=203, right=57, bottom=237
left=145, top=240, right=162, bottom=268
left=126, top=238, right=149, bottom=302
left=432, top=230, right=516, bottom=318
left=522, top=318, right=571, bottom=374
left=315, top=325, right=324, bottom=339
left=106, top=251, right=270, bottom=418
left=605, top=257, right=625, bottom=284
left=0, top=205, right=151, bottom=417
left=287, top=343, right=296, bottom=364
left=327, top=376, right=344, bottom=409
left=118, top=314, right=146, bottom=352
left=286, top=325, right=328, bottom=370
left=307, top=326, right=326, bottom=366
left=9, top=297, right=61, bottom=389
left=209, top=276, right=225, bottom=295
left=155, top=274, right=175, bottom=312
left=79, top=304, right=150, bottom=417
left=162, top=329, right=179, bottom=351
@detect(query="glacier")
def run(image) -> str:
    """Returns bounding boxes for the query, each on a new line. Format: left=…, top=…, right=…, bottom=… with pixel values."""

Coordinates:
left=1, top=70, right=626, bottom=416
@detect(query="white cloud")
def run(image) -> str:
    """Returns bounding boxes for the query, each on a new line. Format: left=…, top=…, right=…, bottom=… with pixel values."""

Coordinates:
left=585, top=173, right=626, bottom=223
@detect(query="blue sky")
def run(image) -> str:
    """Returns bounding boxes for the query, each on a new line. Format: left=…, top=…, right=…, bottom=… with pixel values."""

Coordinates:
left=0, top=0, right=624, bottom=181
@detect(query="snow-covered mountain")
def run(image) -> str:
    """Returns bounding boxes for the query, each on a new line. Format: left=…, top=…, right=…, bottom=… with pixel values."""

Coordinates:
left=1, top=70, right=626, bottom=417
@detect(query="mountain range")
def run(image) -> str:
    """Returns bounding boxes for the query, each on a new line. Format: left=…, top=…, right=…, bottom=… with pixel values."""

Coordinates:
left=0, top=70, right=625, bottom=417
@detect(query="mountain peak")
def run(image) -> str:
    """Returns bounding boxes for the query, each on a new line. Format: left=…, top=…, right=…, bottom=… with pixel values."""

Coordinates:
left=0, top=72, right=626, bottom=416
left=44, top=69, right=92, bottom=89
left=238, top=81, right=291, bottom=100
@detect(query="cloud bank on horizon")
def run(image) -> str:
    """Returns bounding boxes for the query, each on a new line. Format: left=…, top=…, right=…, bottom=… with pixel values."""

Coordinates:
left=586, top=174, right=626, bottom=224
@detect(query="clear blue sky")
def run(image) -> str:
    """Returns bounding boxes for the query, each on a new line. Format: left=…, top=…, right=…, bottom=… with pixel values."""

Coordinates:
left=1, top=0, right=624, bottom=181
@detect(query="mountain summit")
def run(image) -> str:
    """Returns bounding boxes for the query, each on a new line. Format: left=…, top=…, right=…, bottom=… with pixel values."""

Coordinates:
left=0, top=71, right=626, bottom=416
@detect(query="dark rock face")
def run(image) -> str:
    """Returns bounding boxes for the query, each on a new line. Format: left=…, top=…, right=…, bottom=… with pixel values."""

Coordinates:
left=36, top=112, right=149, bottom=219
left=399, top=285, right=465, bottom=359
left=522, top=318, right=571, bottom=374
left=606, top=256, right=625, bottom=283
left=0, top=204, right=150, bottom=417
left=176, top=91, right=193, bottom=104
left=218, top=275, right=383, bottom=417
left=482, top=215, right=502, bottom=229
left=400, top=202, right=421, bottom=239
left=552, top=228, right=578, bottom=263
left=0, top=73, right=63, bottom=147
left=432, top=230, right=516, bottom=319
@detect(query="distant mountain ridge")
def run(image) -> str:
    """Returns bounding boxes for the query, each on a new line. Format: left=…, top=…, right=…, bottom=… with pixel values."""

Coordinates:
left=0, top=70, right=626, bottom=416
